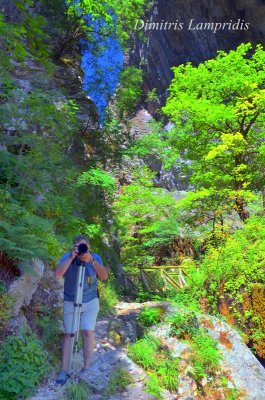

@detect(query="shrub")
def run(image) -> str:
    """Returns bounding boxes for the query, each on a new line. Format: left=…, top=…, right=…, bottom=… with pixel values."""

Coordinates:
left=102, top=368, right=134, bottom=399
left=128, top=336, right=179, bottom=394
left=35, top=304, right=62, bottom=361
left=98, top=274, right=119, bottom=315
left=137, top=306, right=164, bottom=327
left=127, top=336, right=159, bottom=369
left=166, top=308, right=199, bottom=339
left=154, top=357, right=179, bottom=392
left=191, top=330, right=222, bottom=380
left=0, top=330, right=49, bottom=399
left=116, top=67, right=143, bottom=118
left=0, top=292, right=13, bottom=340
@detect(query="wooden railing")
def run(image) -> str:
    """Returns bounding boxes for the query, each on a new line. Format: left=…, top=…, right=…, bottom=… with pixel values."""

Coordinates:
left=123, top=265, right=189, bottom=294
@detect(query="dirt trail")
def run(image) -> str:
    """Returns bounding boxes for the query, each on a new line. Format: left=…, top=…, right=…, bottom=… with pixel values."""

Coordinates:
left=30, top=301, right=164, bottom=400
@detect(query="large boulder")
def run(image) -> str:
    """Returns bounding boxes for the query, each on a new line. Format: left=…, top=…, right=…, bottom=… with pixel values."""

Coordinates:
left=8, top=258, right=44, bottom=317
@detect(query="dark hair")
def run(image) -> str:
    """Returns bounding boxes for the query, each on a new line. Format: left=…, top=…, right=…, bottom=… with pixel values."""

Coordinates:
left=73, top=235, right=90, bottom=245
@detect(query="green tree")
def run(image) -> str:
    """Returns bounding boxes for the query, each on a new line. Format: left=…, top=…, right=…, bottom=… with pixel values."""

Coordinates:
left=162, top=43, right=265, bottom=221
left=116, top=67, right=143, bottom=118
left=41, top=0, right=148, bottom=58
left=114, top=166, right=179, bottom=270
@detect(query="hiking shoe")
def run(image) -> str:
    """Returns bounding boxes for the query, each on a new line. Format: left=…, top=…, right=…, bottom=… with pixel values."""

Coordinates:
left=56, top=370, right=68, bottom=385
left=80, top=367, right=90, bottom=375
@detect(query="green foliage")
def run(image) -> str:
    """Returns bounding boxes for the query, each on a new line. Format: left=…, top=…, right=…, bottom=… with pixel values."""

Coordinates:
left=66, top=381, right=90, bottom=400
left=166, top=309, right=199, bottom=339
left=224, top=388, right=243, bottom=400
left=0, top=330, right=48, bottom=400
left=0, top=281, right=6, bottom=294
left=190, top=331, right=221, bottom=380
left=116, top=67, right=143, bottom=118
left=0, top=293, right=13, bottom=340
left=65, top=0, right=148, bottom=48
left=188, top=215, right=265, bottom=318
left=146, top=373, right=163, bottom=399
left=128, top=336, right=179, bottom=394
left=170, top=290, right=201, bottom=312
left=128, top=335, right=159, bottom=369
left=137, top=306, right=164, bottom=327
left=0, top=218, right=55, bottom=263
left=102, top=368, right=134, bottom=399
left=0, top=2, right=119, bottom=265
left=42, top=0, right=148, bottom=60
left=114, top=166, right=179, bottom=270
left=76, top=168, right=116, bottom=196
left=162, top=43, right=265, bottom=221
left=0, top=2, right=51, bottom=70
left=35, top=304, right=62, bottom=358
left=165, top=307, right=221, bottom=382
left=127, top=120, right=178, bottom=166
left=146, top=88, right=159, bottom=103
left=154, top=357, right=179, bottom=392
left=136, top=290, right=164, bottom=303
left=98, top=274, right=119, bottom=315
left=0, top=14, right=26, bottom=70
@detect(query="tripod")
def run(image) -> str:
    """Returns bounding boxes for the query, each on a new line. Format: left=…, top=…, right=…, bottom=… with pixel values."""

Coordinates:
left=68, top=259, right=86, bottom=378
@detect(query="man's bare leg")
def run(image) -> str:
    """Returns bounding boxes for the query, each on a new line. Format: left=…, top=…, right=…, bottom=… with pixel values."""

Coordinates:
left=61, top=333, right=71, bottom=371
left=81, top=329, right=95, bottom=369
left=56, top=333, right=72, bottom=384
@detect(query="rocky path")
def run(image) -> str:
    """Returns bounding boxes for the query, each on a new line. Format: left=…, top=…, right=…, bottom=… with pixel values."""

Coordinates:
left=30, top=301, right=160, bottom=400
left=30, top=301, right=265, bottom=400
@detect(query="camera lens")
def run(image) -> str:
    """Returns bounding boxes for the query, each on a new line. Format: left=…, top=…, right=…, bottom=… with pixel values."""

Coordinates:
left=77, top=243, right=88, bottom=255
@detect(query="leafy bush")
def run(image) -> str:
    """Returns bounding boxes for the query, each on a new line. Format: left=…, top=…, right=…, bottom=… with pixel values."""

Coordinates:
left=0, top=330, right=48, bottom=399
left=102, top=368, right=134, bottom=399
left=166, top=308, right=199, bottom=339
left=98, top=274, right=119, bottom=315
left=34, top=304, right=62, bottom=360
left=154, top=357, right=179, bottom=392
left=165, top=307, right=221, bottom=383
left=190, top=330, right=222, bottom=381
left=128, top=336, right=179, bottom=394
left=0, top=292, right=13, bottom=340
left=127, top=336, right=159, bottom=369
left=136, top=289, right=164, bottom=303
left=171, top=290, right=201, bottom=312
left=117, top=67, right=143, bottom=118
left=137, top=306, right=164, bottom=327
left=146, top=88, right=159, bottom=103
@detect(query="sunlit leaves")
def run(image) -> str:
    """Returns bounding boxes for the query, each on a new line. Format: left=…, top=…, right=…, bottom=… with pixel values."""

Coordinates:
left=162, top=43, right=265, bottom=220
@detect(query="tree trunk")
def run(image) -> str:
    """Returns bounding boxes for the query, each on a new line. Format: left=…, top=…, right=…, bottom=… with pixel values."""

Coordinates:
left=235, top=196, right=249, bottom=221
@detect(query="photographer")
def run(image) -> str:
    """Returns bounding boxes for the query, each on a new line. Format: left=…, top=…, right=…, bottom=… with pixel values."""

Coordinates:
left=55, top=235, right=108, bottom=385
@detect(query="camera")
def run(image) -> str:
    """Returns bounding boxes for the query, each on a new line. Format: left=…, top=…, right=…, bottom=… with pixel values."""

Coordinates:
left=77, top=243, right=88, bottom=255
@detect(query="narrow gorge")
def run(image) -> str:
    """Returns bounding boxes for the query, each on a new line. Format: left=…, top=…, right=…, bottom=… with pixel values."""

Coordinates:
left=0, top=1, right=265, bottom=400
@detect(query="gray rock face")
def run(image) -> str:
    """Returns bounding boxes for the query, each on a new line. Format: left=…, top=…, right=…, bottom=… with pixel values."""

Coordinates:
left=130, top=0, right=265, bottom=108
left=130, top=108, right=190, bottom=190
left=8, top=258, right=44, bottom=317
left=199, top=314, right=265, bottom=400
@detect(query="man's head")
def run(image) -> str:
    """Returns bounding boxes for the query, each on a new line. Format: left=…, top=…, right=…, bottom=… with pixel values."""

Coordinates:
left=73, top=235, right=90, bottom=250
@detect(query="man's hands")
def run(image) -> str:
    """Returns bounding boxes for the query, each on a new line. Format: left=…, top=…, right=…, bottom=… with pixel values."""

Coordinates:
left=77, top=252, right=94, bottom=263
left=70, top=247, right=79, bottom=260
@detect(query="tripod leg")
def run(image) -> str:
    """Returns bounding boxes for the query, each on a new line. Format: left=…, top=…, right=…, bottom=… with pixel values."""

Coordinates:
left=71, top=264, right=86, bottom=377
left=68, top=264, right=85, bottom=376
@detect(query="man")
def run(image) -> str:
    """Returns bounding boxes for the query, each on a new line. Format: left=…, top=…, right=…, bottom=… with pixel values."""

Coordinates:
left=55, top=234, right=108, bottom=385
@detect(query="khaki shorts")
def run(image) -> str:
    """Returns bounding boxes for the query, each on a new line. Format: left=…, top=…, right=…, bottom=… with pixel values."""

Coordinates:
left=63, top=297, right=99, bottom=333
